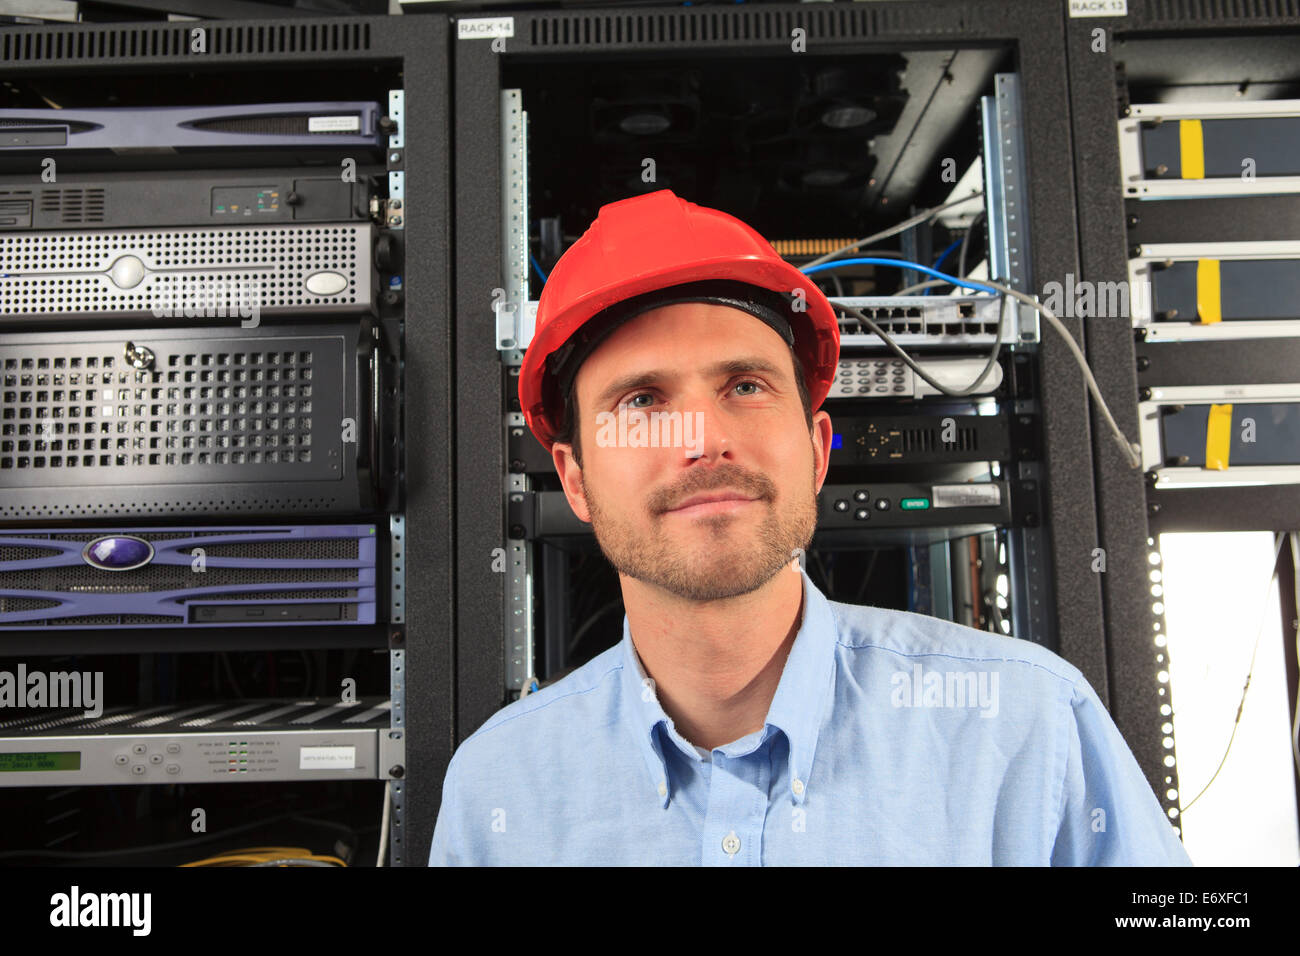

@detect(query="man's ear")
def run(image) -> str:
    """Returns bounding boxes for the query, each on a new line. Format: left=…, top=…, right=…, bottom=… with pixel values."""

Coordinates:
left=811, top=409, right=833, bottom=496
left=551, top=441, right=592, bottom=523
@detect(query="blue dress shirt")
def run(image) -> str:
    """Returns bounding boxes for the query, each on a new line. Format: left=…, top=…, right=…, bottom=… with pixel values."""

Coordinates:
left=429, top=567, right=1194, bottom=865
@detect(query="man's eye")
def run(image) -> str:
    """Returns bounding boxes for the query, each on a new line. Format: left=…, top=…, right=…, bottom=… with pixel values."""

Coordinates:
left=622, top=382, right=762, bottom=407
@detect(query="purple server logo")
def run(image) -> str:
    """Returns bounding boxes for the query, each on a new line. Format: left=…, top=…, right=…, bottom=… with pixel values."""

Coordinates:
left=81, top=536, right=155, bottom=572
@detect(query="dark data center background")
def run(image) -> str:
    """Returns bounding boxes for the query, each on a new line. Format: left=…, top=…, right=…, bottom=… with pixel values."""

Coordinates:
left=453, top=5, right=1104, bottom=878
left=0, top=0, right=1297, bottom=866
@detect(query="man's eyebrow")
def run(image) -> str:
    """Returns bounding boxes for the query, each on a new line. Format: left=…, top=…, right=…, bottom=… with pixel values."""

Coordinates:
left=592, top=357, right=788, bottom=408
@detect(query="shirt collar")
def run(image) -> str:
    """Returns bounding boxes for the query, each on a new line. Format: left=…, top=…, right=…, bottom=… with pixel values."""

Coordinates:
left=619, top=566, right=838, bottom=808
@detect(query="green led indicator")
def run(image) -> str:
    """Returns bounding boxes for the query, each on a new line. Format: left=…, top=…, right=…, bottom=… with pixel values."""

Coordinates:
left=900, top=498, right=930, bottom=510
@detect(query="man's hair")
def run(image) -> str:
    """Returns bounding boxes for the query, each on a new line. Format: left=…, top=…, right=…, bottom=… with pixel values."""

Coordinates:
left=551, top=341, right=814, bottom=468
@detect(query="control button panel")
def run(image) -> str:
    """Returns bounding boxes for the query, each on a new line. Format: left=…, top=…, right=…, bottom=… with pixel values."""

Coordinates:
left=830, top=358, right=911, bottom=397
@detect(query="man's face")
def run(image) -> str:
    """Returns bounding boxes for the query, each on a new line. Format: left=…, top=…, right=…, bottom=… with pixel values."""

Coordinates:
left=551, top=303, right=833, bottom=602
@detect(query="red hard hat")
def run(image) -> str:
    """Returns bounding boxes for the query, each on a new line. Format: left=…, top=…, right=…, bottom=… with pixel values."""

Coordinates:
left=518, top=189, right=841, bottom=452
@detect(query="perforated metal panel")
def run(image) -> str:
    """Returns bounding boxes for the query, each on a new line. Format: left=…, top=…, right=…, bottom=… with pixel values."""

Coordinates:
left=0, top=223, right=375, bottom=322
left=1, top=347, right=315, bottom=471
left=0, top=321, right=375, bottom=520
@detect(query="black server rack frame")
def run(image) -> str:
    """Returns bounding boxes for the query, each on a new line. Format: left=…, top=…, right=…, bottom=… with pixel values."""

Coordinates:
left=453, top=0, right=1106, bottom=866
left=1065, top=0, right=1300, bottom=835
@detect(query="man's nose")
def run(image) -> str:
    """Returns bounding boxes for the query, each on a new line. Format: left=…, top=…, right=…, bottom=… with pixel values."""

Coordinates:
left=678, top=391, right=734, bottom=462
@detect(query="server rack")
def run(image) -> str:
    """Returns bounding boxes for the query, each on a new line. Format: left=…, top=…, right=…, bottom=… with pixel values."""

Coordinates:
left=1065, top=0, right=1300, bottom=829
left=452, top=0, right=1106, bottom=865
left=0, top=14, right=452, bottom=867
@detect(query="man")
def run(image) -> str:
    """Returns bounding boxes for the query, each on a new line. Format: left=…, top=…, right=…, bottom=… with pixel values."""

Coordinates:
left=429, top=189, right=1193, bottom=866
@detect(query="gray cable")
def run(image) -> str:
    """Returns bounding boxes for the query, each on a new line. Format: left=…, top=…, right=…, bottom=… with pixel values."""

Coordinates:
left=892, top=278, right=950, bottom=296
left=955, top=211, right=986, bottom=292
left=835, top=277, right=1142, bottom=468
left=803, top=193, right=985, bottom=270
left=976, top=278, right=1142, bottom=469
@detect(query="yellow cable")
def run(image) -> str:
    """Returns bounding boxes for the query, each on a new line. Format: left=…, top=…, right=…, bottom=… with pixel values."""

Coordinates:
left=181, top=846, right=347, bottom=867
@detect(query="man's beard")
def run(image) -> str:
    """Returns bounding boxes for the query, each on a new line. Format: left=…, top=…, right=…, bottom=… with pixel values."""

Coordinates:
left=581, top=458, right=818, bottom=602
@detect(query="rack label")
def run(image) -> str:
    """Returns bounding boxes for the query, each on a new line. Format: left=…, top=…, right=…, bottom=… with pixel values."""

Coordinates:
left=931, top=484, right=1002, bottom=508
left=299, top=745, right=356, bottom=770
left=1068, top=0, right=1127, bottom=16
left=308, top=115, right=361, bottom=133
left=458, top=17, right=514, bottom=40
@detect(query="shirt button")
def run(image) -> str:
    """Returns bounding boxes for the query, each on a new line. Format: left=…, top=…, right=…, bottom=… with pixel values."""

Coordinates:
left=657, top=780, right=667, bottom=797
left=721, top=831, right=741, bottom=857
left=792, top=779, right=805, bottom=796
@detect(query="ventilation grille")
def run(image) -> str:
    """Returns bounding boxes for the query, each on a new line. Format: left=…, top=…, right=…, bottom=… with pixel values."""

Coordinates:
left=0, top=544, right=60, bottom=561
left=184, top=538, right=355, bottom=560
left=39, top=188, right=106, bottom=225
left=2, top=561, right=359, bottom=591
left=900, top=427, right=979, bottom=454
left=1, top=348, right=315, bottom=472
left=1, top=21, right=372, bottom=64
left=1148, top=0, right=1300, bottom=21
left=0, top=119, right=97, bottom=133
left=529, top=5, right=967, bottom=47
left=0, top=224, right=368, bottom=317
left=4, top=529, right=328, bottom=542
left=0, top=596, right=60, bottom=612
left=32, top=613, right=181, bottom=626
left=0, top=496, right=341, bottom=519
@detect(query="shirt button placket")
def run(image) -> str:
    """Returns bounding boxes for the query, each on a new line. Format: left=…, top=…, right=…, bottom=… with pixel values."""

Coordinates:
left=701, top=749, right=766, bottom=865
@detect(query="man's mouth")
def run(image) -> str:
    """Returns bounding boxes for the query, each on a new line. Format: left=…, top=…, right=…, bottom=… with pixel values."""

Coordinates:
left=665, top=491, right=760, bottom=517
